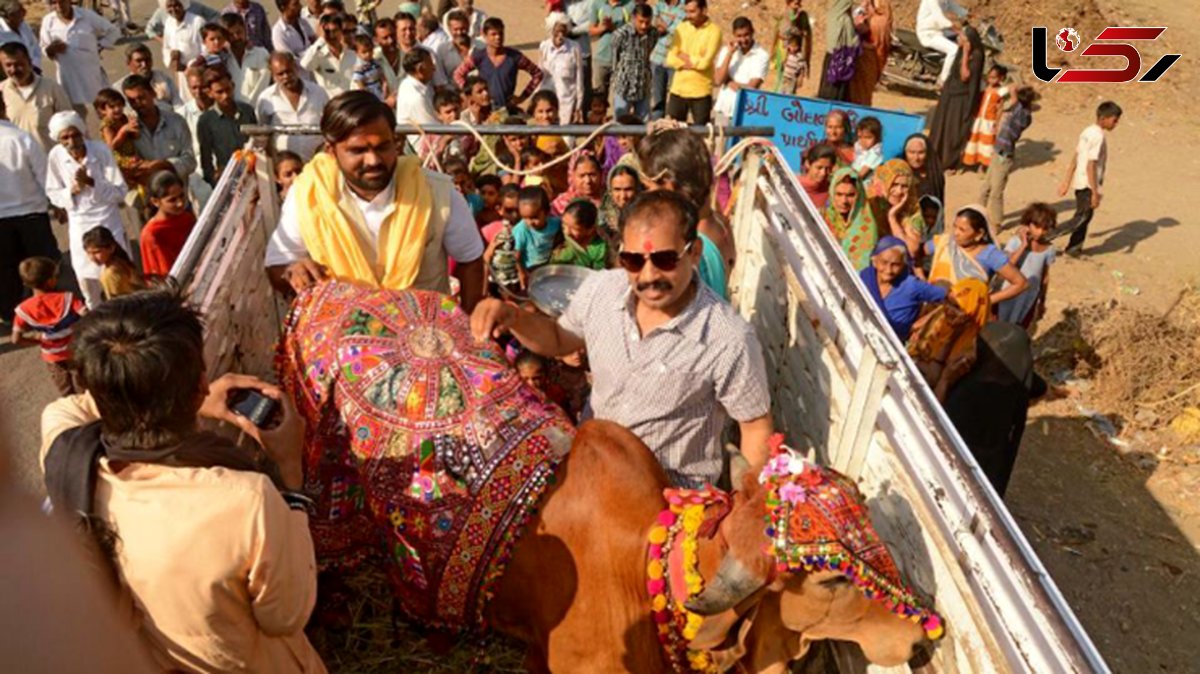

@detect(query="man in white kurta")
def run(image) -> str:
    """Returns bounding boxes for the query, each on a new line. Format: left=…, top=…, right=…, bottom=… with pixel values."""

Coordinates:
left=256, top=52, right=329, bottom=159
left=161, top=0, right=206, bottom=101
left=0, top=0, right=42, bottom=70
left=38, top=0, right=120, bottom=116
left=44, top=112, right=129, bottom=308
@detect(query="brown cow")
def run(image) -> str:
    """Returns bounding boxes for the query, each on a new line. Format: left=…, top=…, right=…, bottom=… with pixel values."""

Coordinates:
left=486, top=420, right=930, bottom=673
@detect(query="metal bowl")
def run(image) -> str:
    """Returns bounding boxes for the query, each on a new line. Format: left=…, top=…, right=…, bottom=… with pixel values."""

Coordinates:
left=527, top=265, right=596, bottom=317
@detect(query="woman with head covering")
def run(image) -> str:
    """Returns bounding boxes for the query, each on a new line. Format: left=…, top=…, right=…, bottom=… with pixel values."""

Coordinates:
left=944, top=321, right=1037, bottom=495
left=799, top=142, right=837, bottom=209
left=907, top=277, right=989, bottom=400
left=870, top=159, right=926, bottom=256
left=44, top=111, right=130, bottom=308
left=816, top=0, right=860, bottom=102
left=903, top=132, right=944, bottom=204
left=860, top=236, right=947, bottom=341
left=926, top=204, right=1028, bottom=305
left=823, top=166, right=879, bottom=270
left=847, top=0, right=892, bottom=106
left=598, top=163, right=640, bottom=243
left=926, top=24, right=985, bottom=172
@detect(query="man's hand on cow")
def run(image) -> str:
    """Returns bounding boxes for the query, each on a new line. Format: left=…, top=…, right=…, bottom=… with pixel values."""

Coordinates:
left=284, top=259, right=327, bottom=293
left=470, top=297, right=517, bottom=342
left=199, top=373, right=283, bottom=445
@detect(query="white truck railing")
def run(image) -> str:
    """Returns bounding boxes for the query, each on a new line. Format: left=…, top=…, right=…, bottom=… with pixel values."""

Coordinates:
left=171, top=135, right=1109, bottom=674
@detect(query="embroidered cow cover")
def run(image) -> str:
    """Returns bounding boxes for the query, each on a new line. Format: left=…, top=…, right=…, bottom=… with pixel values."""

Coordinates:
left=276, top=282, right=574, bottom=629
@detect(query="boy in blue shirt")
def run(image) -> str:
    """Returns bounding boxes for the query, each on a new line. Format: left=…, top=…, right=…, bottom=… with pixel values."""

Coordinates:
left=511, top=186, right=562, bottom=270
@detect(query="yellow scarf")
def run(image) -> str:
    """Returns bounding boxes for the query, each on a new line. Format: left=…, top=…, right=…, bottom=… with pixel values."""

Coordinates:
left=295, top=153, right=433, bottom=289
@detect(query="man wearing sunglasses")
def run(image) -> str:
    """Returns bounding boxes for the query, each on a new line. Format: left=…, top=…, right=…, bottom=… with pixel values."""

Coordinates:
left=471, top=191, right=773, bottom=488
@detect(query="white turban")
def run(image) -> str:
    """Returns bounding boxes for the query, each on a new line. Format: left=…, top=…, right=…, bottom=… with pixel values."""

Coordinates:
left=545, top=12, right=571, bottom=35
left=48, top=111, right=86, bottom=141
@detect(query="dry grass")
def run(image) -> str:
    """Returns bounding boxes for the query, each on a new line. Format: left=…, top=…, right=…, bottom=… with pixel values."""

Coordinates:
left=308, top=565, right=526, bottom=673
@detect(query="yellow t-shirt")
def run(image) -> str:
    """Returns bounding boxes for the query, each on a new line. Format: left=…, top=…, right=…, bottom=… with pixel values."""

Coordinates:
left=665, top=20, right=723, bottom=99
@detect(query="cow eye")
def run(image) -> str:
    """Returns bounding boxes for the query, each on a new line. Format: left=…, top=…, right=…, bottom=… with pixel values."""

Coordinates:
left=819, top=576, right=851, bottom=589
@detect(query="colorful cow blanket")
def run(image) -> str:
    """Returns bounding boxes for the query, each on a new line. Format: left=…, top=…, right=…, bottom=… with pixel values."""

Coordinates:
left=277, top=282, right=574, bottom=629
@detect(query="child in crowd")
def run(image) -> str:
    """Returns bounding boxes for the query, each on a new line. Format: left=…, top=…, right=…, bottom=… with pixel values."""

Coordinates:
left=443, top=159, right=484, bottom=218
left=475, top=174, right=503, bottom=227
left=962, top=65, right=1010, bottom=170
left=141, top=171, right=197, bottom=278
left=981, top=85, right=1036, bottom=229
left=352, top=34, right=389, bottom=101
left=94, top=89, right=149, bottom=188
left=511, top=186, right=561, bottom=270
left=460, top=76, right=493, bottom=125
left=9, top=257, right=88, bottom=396
left=852, top=116, right=883, bottom=183
left=514, top=349, right=574, bottom=418
left=192, top=23, right=230, bottom=72
left=1057, top=100, right=1122, bottom=255
left=432, top=89, right=475, bottom=162
left=274, top=151, right=305, bottom=198
left=483, top=184, right=524, bottom=293
left=520, top=147, right=553, bottom=195
left=550, top=199, right=608, bottom=270
left=82, top=226, right=145, bottom=300
left=779, top=34, right=807, bottom=94
left=530, top=91, right=569, bottom=192
left=998, top=202, right=1056, bottom=329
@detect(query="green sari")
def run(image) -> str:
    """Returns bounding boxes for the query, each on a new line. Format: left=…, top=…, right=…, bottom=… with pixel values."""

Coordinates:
left=823, top=167, right=880, bottom=271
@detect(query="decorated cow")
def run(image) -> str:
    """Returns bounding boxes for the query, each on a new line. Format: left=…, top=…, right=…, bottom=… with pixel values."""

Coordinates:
left=277, top=283, right=943, bottom=672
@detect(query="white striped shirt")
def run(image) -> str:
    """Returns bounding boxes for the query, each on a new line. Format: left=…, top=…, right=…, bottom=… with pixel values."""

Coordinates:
left=558, top=269, right=771, bottom=487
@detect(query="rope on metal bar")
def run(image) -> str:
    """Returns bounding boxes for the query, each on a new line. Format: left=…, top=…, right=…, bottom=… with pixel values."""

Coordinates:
left=444, top=118, right=617, bottom=178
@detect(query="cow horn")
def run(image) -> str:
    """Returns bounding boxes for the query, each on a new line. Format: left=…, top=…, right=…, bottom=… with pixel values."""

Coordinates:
left=684, top=555, right=767, bottom=616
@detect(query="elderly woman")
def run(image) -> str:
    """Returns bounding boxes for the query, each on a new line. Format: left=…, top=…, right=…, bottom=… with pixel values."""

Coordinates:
left=44, top=112, right=129, bottom=308
left=903, top=132, right=944, bottom=204
left=869, top=159, right=927, bottom=257
left=860, top=236, right=946, bottom=342
left=539, top=12, right=585, bottom=125
left=823, top=167, right=879, bottom=271
left=925, top=204, right=1027, bottom=305
left=551, top=154, right=604, bottom=216
left=38, top=0, right=120, bottom=117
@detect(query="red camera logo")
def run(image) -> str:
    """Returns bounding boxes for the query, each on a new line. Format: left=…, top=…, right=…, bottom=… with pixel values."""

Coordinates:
left=1032, top=26, right=1181, bottom=83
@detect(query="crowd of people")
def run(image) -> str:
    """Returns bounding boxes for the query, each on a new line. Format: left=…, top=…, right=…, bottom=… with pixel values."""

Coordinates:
left=0, top=0, right=1128, bottom=669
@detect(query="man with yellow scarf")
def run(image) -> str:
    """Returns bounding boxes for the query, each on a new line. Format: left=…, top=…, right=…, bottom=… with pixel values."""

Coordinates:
left=265, top=91, right=485, bottom=311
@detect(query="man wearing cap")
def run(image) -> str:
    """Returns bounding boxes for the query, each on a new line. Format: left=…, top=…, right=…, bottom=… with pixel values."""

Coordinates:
left=265, top=92, right=485, bottom=312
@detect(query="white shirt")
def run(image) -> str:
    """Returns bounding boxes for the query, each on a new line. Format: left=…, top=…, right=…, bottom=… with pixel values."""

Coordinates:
left=45, top=141, right=128, bottom=280
left=162, top=11, right=205, bottom=69
left=443, top=8, right=487, bottom=40
left=38, top=8, right=120, bottom=106
left=0, top=18, right=42, bottom=69
left=0, top=121, right=48, bottom=219
left=271, top=16, right=316, bottom=57
left=255, top=80, right=329, bottom=159
left=226, top=46, right=273, bottom=102
left=300, top=40, right=359, bottom=96
left=422, top=28, right=450, bottom=55
left=374, top=47, right=405, bottom=93
left=1070, top=123, right=1108, bottom=192
left=539, top=38, right=586, bottom=121
left=264, top=171, right=485, bottom=267
left=714, top=43, right=770, bottom=121
left=394, top=75, right=438, bottom=125
left=917, top=0, right=967, bottom=37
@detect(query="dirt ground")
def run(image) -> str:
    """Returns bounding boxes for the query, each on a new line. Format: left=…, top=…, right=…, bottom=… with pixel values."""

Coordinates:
left=1, top=0, right=1198, bottom=671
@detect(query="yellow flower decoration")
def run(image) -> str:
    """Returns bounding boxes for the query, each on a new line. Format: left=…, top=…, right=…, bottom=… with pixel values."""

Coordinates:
left=648, top=525, right=668, bottom=545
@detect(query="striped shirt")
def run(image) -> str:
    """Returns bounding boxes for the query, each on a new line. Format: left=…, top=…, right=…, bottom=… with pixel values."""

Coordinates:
left=13, top=292, right=86, bottom=363
left=558, top=269, right=771, bottom=487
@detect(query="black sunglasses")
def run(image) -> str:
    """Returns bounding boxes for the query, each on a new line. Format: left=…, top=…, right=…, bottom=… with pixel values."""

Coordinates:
left=617, top=241, right=695, bottom=273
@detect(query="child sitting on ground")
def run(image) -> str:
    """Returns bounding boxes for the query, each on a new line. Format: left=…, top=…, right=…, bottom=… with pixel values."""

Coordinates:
left=475, top=174, right=503, bottom=228
left=511, top=186, right=562, bottom=271
left=10, top=257, right=88, bottom=396
left=83, top=226, right=145, bottom=300
left=352, top=34, right=389, bottom=101
left=852, top=115, right=883, bottom=183
left=274, top=151, right=305, bottom=198
left=549, top=199, right=609, bottom=270
left=141, top=171, right=197, bottom=278
left=998, top=202, right=1056, bottom=330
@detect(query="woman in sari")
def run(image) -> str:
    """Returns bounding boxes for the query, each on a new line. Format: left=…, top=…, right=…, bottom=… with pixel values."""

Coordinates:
left=927, top=25, right=985, bottom=172
left=907, top=277, right=989, bottom=401
left=799, top=142, right=837, bottom=209
left=860, top=236, right=947, bottom=341
left=903, top=133, right=944, bottom=204
left=926, top=205, right=1027, bottom=305
left=823, top=166, right=879, bottom=270
left=847, top=0, right=892, bottom=106
left=816, top=0, right=859, bottom=102
left=823, top=109, right=856, bottom=166
left=550, top=153, right=604, bottom=216
left=870, top=159, right=926, bottom=258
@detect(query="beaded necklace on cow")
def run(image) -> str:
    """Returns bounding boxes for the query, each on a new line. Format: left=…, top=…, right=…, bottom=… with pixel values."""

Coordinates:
left=646, top=488, right=728, bottom=674
left=759, top=435, right=945, bottom=641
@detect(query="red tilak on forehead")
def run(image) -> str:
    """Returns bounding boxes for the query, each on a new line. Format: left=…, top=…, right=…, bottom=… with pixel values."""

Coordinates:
left=641, top=239, right=653, bottom=253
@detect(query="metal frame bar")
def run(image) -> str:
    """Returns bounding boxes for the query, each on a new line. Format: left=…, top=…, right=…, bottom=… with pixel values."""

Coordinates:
left=240, top=123, right=775, bottom=138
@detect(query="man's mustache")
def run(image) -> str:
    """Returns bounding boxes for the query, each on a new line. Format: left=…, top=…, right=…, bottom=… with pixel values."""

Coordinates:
left=636, top=280, right=672, bottom=293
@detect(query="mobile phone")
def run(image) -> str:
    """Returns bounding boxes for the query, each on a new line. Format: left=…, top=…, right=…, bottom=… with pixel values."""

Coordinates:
left=228, top=389, right=280, bottom=429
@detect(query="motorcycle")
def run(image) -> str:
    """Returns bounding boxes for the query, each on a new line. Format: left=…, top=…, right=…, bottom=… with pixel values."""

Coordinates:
left=881, top=18, right=1007, bottom=97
